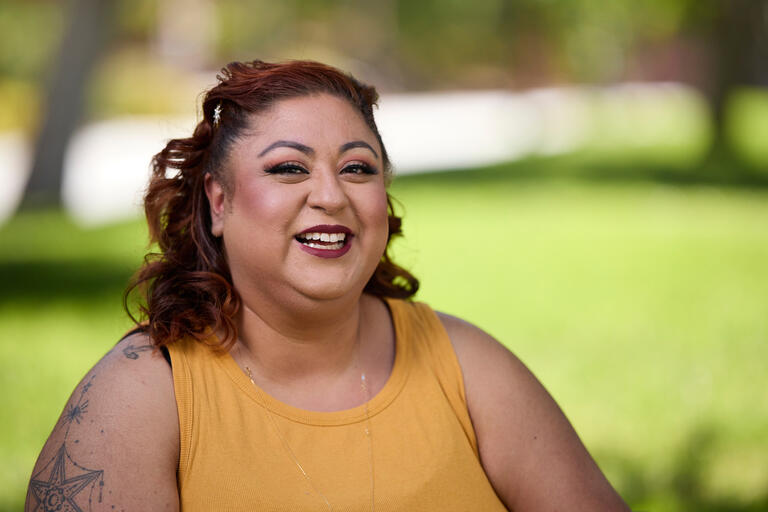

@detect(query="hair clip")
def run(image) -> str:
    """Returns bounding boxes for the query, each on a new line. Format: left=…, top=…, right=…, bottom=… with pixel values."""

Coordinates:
left=212, top=102, right=222, bottom=128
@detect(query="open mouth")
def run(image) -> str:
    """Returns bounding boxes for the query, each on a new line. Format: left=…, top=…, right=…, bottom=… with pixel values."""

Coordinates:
left=295, top=231, right=350, bottom=251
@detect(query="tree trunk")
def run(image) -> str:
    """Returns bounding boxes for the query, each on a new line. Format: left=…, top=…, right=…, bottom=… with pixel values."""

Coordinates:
left=706, top=0, right=768, bottom=162
left=20, top=0, right=115, bottom=210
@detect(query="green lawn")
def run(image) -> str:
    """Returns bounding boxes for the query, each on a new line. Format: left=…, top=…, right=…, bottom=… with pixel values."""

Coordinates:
left=2, top=162, right=767, bottom=511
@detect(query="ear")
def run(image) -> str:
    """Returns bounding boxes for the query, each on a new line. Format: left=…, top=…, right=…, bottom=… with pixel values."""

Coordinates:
left=204, top=173, right=227, bottom=237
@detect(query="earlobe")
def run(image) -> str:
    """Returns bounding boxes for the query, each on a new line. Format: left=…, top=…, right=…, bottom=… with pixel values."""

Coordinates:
left=204, top=173, right=226, bottom=237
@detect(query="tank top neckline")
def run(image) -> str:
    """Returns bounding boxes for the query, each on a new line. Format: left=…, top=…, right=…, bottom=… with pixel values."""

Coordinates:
left=214, top=297, right=410, bottom=426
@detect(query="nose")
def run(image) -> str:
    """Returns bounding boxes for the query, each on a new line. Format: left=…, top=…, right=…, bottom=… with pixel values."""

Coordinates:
left=307, top=170, right=349, bottom=214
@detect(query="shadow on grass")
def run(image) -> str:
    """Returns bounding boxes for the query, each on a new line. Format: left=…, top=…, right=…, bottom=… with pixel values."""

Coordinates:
left=393, top=153, right=768, bottom=190
left=0, top=259, right=135, bottom=304
left=604, top=424, right=768, bottom=512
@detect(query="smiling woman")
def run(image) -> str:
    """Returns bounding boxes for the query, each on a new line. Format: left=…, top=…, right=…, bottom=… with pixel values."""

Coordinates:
left=26, top=60, right=630, bottom=511
left=205, top=94, right=391, bottom=309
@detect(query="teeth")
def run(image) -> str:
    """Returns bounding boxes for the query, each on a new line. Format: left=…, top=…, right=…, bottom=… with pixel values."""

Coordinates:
left=298, top=232, right=347, bottom=242
left=296, top=231, right=349, bottom=251
left=305, top=242, right=344, bottom=250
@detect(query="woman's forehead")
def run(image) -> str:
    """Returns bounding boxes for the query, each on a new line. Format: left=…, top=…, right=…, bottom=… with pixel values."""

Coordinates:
left=239, top=94, right=381, bottom=153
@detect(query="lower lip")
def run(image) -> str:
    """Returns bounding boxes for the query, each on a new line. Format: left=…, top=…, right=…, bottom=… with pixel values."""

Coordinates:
left=295, top=238, right=353, bottom=259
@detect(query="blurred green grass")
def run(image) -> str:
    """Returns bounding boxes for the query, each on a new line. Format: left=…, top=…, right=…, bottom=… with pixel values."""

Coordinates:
left=390, top=166, right=768, bottom=511
left=2, top=161, right=768, bottom=511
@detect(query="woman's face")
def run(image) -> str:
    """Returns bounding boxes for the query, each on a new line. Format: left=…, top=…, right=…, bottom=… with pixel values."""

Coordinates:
left=206, top=93, right=389, bottom=304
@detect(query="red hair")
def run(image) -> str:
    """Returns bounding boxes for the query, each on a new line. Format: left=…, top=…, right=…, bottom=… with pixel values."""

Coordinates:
left=125, top=60, right=419, bottom=349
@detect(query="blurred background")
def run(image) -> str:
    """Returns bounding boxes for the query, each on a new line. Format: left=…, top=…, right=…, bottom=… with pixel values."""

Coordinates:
left=2, top=0, right=767, bottom=510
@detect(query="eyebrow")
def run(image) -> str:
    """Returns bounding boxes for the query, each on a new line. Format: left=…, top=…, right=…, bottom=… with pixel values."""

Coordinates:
left=339, top=140, right=378, bottom=159
left=258, top=140, right=315, bottom=157
left=257, top=139, right=379, bottom=159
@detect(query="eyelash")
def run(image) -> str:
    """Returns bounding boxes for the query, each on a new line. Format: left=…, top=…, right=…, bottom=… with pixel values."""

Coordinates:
left=265, top=162, right=308, bottom=175
left=341, top=163, right=377, bottom=175
left=264, top=162, right=378, bottom=175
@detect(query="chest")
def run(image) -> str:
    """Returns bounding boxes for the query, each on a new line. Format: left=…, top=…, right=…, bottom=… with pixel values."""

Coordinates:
left=178, top=375, right=505, bottom=511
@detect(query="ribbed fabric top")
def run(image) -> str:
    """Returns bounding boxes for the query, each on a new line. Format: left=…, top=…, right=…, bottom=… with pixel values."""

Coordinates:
left=168, top=298, right=506, bottom=511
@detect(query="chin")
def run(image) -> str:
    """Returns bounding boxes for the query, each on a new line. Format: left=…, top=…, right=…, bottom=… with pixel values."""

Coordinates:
left=292, top=276, right=366, bottom=302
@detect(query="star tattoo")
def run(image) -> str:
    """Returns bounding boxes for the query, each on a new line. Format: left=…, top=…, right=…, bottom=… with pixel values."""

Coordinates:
left=29, top=444, right=104, bottom=512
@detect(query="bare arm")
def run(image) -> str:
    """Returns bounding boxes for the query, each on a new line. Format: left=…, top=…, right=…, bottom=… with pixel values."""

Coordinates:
left=26, top=334, right=179, bottom=511
left=438, top=313, right=630, bottom=511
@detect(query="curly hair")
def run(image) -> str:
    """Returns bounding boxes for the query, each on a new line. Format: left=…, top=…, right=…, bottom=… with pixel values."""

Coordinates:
left=125, top=60, right=419, bottom=350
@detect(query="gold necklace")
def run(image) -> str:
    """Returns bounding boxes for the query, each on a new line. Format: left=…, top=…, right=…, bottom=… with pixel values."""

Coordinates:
left=240, top=348, right=375, bottom=512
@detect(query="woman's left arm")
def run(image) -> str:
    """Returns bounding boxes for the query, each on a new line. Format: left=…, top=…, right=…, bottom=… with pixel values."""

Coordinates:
left=438, top=312, right=631, bottom=512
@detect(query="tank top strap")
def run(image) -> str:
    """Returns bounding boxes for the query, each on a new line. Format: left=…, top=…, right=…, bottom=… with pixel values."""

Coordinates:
left=166, top=337, right=197, bottom=482
left=384, top=298, right=479, bottom=455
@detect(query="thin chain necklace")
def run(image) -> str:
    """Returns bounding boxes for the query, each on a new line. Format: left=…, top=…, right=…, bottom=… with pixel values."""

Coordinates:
left=239, top=346, right=375, bottom=512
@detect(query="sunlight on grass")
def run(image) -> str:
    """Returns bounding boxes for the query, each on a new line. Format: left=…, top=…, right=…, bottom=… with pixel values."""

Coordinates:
left=388, top=175, right=768, bottom=511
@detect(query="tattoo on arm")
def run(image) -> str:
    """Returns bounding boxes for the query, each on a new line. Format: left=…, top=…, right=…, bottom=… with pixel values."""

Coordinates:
left=28, top=443, right=105, bottom=511
left=59, top=374, right=94, bottom=438
left=30, top=339, right=167, bottom=511
left=122, top=344, right=154, bottom=360
left=29, top=374, right=106, bottom=511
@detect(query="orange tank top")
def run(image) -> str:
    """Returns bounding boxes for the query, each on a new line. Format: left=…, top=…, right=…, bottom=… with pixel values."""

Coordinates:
left=167, top=298, right=507, bottom=511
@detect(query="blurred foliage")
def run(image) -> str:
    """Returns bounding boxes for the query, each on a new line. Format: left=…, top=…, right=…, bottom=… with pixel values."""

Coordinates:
left=0, top=0, right=61, bottom=132
left=0, top=0, right=64, bottom=80
left=577, top=85, right=712, bottom=167
left=113, top=0, right=157, bottom=41
left=397, top=0, right=700, bottom=87
left=0, top=0, right=756, bottom=88
left=1, top=0, right=767, bottom=134
left=726, top=88, right=768, bottom=168
left=205, top=0, right=708, bottom=89
left=86, top=47, right=206, bottom=119
left=0, top=78, right=39, bottom=132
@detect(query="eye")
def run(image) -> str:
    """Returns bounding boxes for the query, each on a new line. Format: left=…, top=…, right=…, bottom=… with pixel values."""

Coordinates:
left=341, top=162, right=378, bottom=175
left=264, top=162, right=309, bottom=175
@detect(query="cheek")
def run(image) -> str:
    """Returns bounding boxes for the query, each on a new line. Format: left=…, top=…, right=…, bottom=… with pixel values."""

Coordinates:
left=232, top=180, right=298, bottom=231
left=364, top=190, right=390, bottom=245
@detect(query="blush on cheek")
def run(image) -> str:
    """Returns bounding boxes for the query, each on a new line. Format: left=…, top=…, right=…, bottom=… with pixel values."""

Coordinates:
left=234, top=180, right=299, bottom=232
left=370, top=193, right=391, bottom=248
left=377, top=192, right=391, bottom=220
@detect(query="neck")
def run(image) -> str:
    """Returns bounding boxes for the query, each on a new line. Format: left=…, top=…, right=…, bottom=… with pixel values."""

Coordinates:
left=236, top=291, right=370, bottom=385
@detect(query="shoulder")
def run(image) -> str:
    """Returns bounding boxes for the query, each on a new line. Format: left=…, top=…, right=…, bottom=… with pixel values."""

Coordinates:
left=435, top=311, right=518, bottom=374
left=435, top=312, right=629, bottom=511
left=435, top=312, right=537, bottom=443
left=435, top=311, right=532, bottom=410
left=101, top=331, right=177, bottom=412
left=82, top=332, right=178, bottom=426
left=26, top=332, right=179, bottom=511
